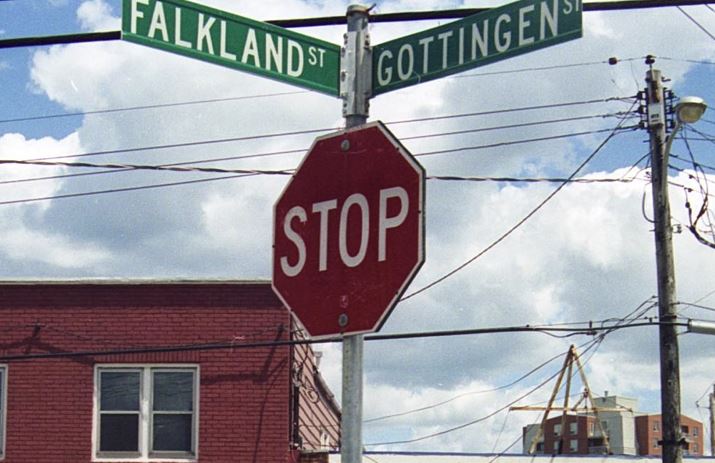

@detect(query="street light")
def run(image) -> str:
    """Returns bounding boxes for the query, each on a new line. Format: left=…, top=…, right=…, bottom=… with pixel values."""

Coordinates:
left=676, top=96, right=707, bottom=124
left=664, top=96, right=708, bottom=156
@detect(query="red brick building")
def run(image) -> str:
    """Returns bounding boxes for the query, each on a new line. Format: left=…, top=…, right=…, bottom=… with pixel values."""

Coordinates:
left=524, top=414, right=607, bottom=455
left=635, top=415, right=703, bottom=456
left=0, top=280, right=340, bottom=462
left=524, top=411, right=704, bottom=456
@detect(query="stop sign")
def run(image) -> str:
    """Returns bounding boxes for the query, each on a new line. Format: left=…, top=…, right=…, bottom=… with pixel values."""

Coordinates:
left=272, top=121, right=425, bottom=338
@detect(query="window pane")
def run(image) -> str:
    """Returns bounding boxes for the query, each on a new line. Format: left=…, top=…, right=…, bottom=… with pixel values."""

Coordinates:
left=101, top=371, right=140, bottom=411
left=153, top=414, right=192, bottom=452
left=153, top=371, right=193, bottom=411
left=100, top=414, right=139, bottom=452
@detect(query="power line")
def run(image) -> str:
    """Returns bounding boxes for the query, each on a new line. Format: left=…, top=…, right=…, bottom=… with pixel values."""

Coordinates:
left=678, top=302, right=715, bottom=313
left=1, top=0, right=712, bottom=50
left=0, top=319, right=682, bottom=362
left=427, top=175, right=637, bottom=184
left=364, top=341, right=600, bottom=447
left=0, top=147, right=307, bottom=187
left=0, top=124, right=637, bottom=207
left=7, top=97, right=630, bottom=166
left=677, top=6, right=715, bottom=41
left=387, top=97, right=634, bottom=126
left=0, top=85, right=631, bottom=127
left=0, top=172, right=261, bottom=207
left=364, top=298, right=658, bottom=426
left=400, top=109, right=637, bottom=302
left=660, top=56, right=715, bottom=66
left=0, top=90, right=309, bottom=125
left=415, top=125, right=638, bottom=158
left=363, top=349, right=569, bottom=424
left=0, top=158, right=294, bottom=176
left=366, top=300, right=659, bottom=447
left=0, top=122, right=637, bottom=178
left=24, top=129, right=332, bottom=163
left=400, top=112, right=635, bottom=141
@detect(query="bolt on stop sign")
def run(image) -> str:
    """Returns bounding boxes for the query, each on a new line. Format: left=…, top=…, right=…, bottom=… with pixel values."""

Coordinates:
left=272, top=121, right=425, bottom=338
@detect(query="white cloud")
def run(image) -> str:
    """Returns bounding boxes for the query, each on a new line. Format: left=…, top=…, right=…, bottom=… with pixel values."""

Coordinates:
left=0, top=132, right=112, bottom=271
left=0, top=227, right=110, bottom=268
left=0, top=132, right=80, bottom=208
left=77, top=0, right=119, bottom=31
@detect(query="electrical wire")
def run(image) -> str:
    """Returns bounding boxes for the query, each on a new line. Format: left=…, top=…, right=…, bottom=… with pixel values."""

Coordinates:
left=415, top=125, right=638, bottom=158
left=0, top=122, right=638, bottom=175
left=400, top=105, right=638, bottom=302
left=0, top=172, right=261, bottom=207
left=695, top=382, right=714, bottom=406
left=363, top=349, right=568, bottom=423
left=678, top=302, right=715, bottom=313
left=364, top=334, right=611, bottom=448
left=0, top=90, right=309, bottom=125
left=0, top=147, right=307, bottom=187
left=671, top=154, right=715, bottom=174
left=0, top=82, right=632, bottom=127
left=365, top=361, right=567, bottom=446
left=364, top=299, right=658, bottom=447
left=0, top=123, right=639, bottom=206
left=0, top=318, right=681, bottom=362
left=453, top=59, right=628, bottom=80
left=491, top=410, right=512, bottom=453
left=660, top=56, right=715, bottom=66
left=0, top=172, right=645, bottom=208
left=488, top=433, right=523, bottom=463
left=400, top=112, right=635, bottom=142
left=0, top=0, right=709, bottom=50
left=694, top=288, right=715, bottom=304
left=677, top=6, right=715, bottom=41
left=6, top=96, right=632, bottom=165
left=386, top=96, right=634, bottom=126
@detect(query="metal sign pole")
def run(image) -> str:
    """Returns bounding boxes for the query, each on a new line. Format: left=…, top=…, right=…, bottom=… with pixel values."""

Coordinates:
left=340, top=5, right=371, bottom=463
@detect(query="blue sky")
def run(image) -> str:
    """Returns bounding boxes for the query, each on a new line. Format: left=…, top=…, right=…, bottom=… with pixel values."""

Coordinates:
left=2, top=0, right=715, bottom=454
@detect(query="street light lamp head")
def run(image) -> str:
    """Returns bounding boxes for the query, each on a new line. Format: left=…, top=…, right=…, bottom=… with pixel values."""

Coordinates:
left=675, top=96, right=707, bottom=124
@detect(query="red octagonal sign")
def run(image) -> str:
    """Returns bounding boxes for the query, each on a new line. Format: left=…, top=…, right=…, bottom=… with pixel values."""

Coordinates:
left=272, top=121, right=425, bottom=338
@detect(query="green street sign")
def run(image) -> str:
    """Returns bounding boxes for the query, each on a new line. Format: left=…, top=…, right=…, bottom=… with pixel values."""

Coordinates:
left=122, top=0, right=341, bottom=96
left=373, top=0, right=582, bottom=95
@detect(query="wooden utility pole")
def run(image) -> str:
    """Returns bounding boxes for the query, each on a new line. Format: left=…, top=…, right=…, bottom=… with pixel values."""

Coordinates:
left=645, top=63, right=682, bottom=463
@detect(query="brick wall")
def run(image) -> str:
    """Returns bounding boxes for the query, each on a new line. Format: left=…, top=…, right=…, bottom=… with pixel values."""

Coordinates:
left=0, top=281, right=293, bottom=463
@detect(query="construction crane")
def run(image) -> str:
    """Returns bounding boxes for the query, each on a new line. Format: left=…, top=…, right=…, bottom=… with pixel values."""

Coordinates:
left=511, top=345, right=632, bottom=455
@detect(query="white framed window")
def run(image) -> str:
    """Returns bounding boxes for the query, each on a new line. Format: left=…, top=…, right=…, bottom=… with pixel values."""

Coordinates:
left=569, top=439, right=578, bottom=452
left=554, top=423, right=561, bottom=436
left=94, top=365, right=198, bottom=461
left=569, top=421, right=578, bottom=435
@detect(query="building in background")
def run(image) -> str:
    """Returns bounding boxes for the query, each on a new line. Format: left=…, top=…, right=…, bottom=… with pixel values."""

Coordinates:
left=522, top=394, right=703, bottom=456
left=0, top=280, right=339, bottom=463
left=635, top=414, right=704, bottom=457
